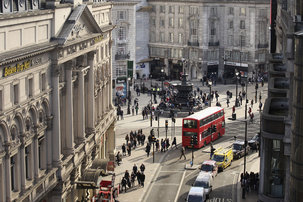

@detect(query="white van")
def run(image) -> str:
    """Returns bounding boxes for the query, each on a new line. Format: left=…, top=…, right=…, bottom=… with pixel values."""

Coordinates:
left=186, top=187, right=205, bottom=202
left=192, top=172, right=213, bottom=198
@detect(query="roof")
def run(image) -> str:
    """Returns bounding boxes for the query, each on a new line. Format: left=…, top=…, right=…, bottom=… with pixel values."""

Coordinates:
left=196, top=172, right=211, bottom=181
left=214, top=147, right=232, bottom=155
left=233, top=140, right=245, bottom=145
left=189, top=187, right=204, bottom=196
left=185, top=107, right=223, bottom=120
left=202, top=160, right=216, bottom=166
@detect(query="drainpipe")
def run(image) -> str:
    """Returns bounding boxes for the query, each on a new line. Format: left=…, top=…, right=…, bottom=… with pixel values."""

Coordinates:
left=290, top=29, right=303, bottom=202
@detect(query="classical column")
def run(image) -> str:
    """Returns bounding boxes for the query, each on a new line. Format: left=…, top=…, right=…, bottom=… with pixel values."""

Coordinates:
left=77, top=70, right=85, bottom=141
left=20, top=145, right=26, bottom=191
left=52, top=67, right=62, bottom=166
left=102, top=87, right=105, bottom=115
left=65, top=64, right=74, bottom=154
left=0, top=162, right=4, bottom=202
left=33, top=136, right=39, bottom=180
left=87, top=52, right=95, bottom=130
left=5, top=155, right=11, bottom=201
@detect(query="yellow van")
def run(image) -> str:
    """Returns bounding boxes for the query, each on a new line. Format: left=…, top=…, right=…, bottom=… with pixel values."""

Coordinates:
left=211, top=147, right=233, bottom=171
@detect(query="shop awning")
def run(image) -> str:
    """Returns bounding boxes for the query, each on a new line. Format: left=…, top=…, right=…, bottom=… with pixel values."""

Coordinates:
left=137, top=58, right=153, bottom=64
left=76, top=169, right=103, bottom=189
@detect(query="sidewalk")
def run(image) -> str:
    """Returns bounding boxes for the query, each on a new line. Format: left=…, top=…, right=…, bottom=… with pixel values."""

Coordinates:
left=237, top=152, right=260, bottom=202
left=113, top=82, right=266, bottom=202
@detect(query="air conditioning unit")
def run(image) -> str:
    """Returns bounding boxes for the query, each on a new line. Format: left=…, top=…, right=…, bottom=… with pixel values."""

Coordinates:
left=1, top=0, right=12, bottom=13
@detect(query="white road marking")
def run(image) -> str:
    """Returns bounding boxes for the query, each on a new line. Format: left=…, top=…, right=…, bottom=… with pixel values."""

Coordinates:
left=185, top=170, right=198, bottom=178
left=174, top=171, right=186, bottom=202
left=160, top=170, right=184, bottom=173
left=154, top=183, right=180, bottom=186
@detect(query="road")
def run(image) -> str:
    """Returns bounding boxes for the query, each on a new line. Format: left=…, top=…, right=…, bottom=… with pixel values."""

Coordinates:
left=143, top=120, right=260, bottom=202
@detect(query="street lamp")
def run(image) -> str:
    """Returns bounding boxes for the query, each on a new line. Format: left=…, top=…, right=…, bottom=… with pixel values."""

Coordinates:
left=150, top=74, right=153, bottom=127
left=161, top=68, right=164, bottom=99
left=207, top=80, right=212, bottom=107
left=127, top=77, right=131, bottom=114
left=231, top=119, right=248, bottom=199
left=235, top=70, right=240, bottom=107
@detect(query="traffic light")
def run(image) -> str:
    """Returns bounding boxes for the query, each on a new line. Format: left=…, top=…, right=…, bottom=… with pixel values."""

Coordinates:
left=155, top=116, right=158, bottom=121
left=165, top=120, right=168, bottom=129
left=255, top=83, right=259, bottom=90
left=190, top=136, right=194, bottom=146
left=193, top=135, right=198, bottom=145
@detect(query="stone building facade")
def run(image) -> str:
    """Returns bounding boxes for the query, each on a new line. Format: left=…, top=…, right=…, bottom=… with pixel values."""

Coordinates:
left=111, top=0, right=138, bottom=99
left=0, top=0, right=116, bottom=201
left=147, top=0, right=270, bottom=82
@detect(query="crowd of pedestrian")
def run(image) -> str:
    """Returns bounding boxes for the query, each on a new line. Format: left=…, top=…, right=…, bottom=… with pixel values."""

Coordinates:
left=240, top=172, right=259, bottom=193
left=120, top=163, right=146, bottom=193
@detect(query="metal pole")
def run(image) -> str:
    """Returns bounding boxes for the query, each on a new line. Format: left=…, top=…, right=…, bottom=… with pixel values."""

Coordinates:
left=166, top=127, right=167, bottom=139
left=157, top=113, right=160, bottom=138
left=245, top=79, right=248, bottom=119
left=242, top=120, right=247, bottom=199
left=153, top=142, right=155, bottom=163
left=209, top=85, right=212, bottom=107
left=236, top=77, right=238, bottom=107
left=192, top=147, right=194, bottom=166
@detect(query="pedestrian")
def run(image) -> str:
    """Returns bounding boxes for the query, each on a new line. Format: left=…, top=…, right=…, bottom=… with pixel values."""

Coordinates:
left=251, top=99, right=254, bottom=108
left=131, top=171, right=136, bottom=187
left=226, top=98, right=230, bottom=107
left=259, top=93, right=262, bottom=102
left=210, top=143, right=215, bottom=159
left=135, top=104, right=139, bottom=115
left=156, top=139, right=160, bottom=151
left=127, top=143, right=132, bottom=156
left=140, top=172, right=145, bottom=187
left=250, top=112, right=254, bottom=123
left=161, top=139, right=165, bottom=152
left=122, top=143, right=126, bottom=156
left=165, top=138, right=170, bottom=151
left=137, top=171, right=141, bottom=186
left=146, top=143, right=151, bottom=157
left=121, top=109, right=124, bottom=120
left=140, top=163, right=145, bottom=173
left=179, top=147, right=186, bottom=160
left=232, top=105, right=236, bottom=114
left=133, top=164, right=138, bottom=174
left=259, top=102, right=263, bottom=111
left=116, top=151, right=121, bottom=166
left=124, top=170, right=130, bottom=188
left=172, top=137, right=177, bottom=149
left=248, top=107, right=252, bottom=115
left=125, top=134, right=129, bottom=145
left=121, top=177, right=127, bottom=192
left=239, top=95, right=243, bottom=105
left=132, top=105, right=135, bottom=116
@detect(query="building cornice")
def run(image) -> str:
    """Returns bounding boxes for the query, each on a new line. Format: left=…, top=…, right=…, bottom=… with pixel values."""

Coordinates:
left=147, top=0, right=270, bottom=4
left=0, top=9, right=54, bottom=21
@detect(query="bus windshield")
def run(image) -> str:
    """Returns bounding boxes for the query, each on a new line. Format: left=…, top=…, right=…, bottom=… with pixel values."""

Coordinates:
left=213, top=155, right=224, bottom=162
left=183, top=119, right=197, bottom=129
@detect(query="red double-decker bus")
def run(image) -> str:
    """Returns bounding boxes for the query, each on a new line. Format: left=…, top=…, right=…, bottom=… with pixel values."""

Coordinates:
left=182, top=107, right=225, bottom=148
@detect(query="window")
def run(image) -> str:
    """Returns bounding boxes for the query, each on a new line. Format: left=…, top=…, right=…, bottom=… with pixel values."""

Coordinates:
left=101, top=46, right=104, bottom=60
left=41, top=73, right=46, bottom=91
left=38, top=137, right=45, bottom=170
left=10, top=156, right=16, bottom=191
left=28, top=78, right=33, bottom=97
left=240, top=35, right=246, bottom=47
left=13, top=84, right=19, bottom=105
left=169, top=33, right=174, bottom=43
left=189, top=6, right=198, bottom=15
left=240, top=20, right=245, bottom=29
left=210, top=7, right=217, bottom=16
left=160, top=32, right=165, bottom=42
left=25, top=146, right=31, bottom=179
left=160, top=17, right=165, bottom=27
left=115, top=64, right=127, bottom=77
left=105, top=44, right=108, bottom=57
left=117, top=11, right=126, bottom=20
left=183, top=120, right=197, bottom=129
left=151, top=5, right=156, bottom=12
left=229, top=20, right=233, bottom=29
left=118, top=27, right=126, bottom=40
left=229, top=7, right=234, bottom=15
left=178, top=33, right=183, bottom=44
left=160, top=5, right=165, bottom=13
left=178, top=18, right=183, bottom=28
left=210, top=21, right=216, bottom=35
left=183, top=131, right=197, bottom=136
left=150, top=17, right=156, bottom=26
left=240, top=8, right=246, bottom=16
left=179, top=6, right=184, bottom=14
left=169, top=17, right=174, bottom=27
left=169, top=6, right=174, bottom=14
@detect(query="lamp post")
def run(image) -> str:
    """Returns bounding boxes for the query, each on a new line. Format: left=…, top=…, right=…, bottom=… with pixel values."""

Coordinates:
left=235, top=70, right=240, bottom=107
left=231, top=119, right=248, bottom=199
left=150, top=75, right=153, bottom=127
left=161, top=68, right=164, bottom=99
left=127, top=77, right=131, bottom=114
left=207, top=80, right=212, bottom=107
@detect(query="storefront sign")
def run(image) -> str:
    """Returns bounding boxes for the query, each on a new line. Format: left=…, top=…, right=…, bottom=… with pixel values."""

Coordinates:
left=3, top=60, right=31, bottom=77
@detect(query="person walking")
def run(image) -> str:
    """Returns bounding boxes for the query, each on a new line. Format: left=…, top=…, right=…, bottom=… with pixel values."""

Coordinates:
left=133, top=164, right=138, bottom=174
left=122, top=143, right=126, bottom=156
left=132, top=105, right=135, bottom=116
left=125, top=134, right=129, bottom=145
left=135, top=104, right=139, bottom=115
left=251, top=99, right=254, bottom=108
left=232, top=105, right=236, bottom=114
left=116, top=151, right=122, bottom=166
left=226, top=98, right=230, bottom=107
left=121, top=177, right=127, bottom=192
left=172, top=137, right=177, bottom=149
left=127, top=143, right=132, bottom=156
left=121, top=109, right=124, bottom=120
left=140, top=172, right=145, bottom=187
left=179, top=147, right=186, bottom=160
left=137, top=171, right=141, bottom=186
left=131, top=171, right=136, bottom=187
left=259, top=102, right=263, bottom=111
left=140, top=163, right=145, bottom=173
left=146, top=143, right=151, bottom=157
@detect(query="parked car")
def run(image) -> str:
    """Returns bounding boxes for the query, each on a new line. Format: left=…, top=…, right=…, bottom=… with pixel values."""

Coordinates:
left=200, top=160, right=218, bottom=178
left=248, top=133, right=260, bottom=150
left=192, top=173, right=213, bottom=199
left=232, top=140, right=250, bottom=159
left=186, top=187, right=206, bottom=202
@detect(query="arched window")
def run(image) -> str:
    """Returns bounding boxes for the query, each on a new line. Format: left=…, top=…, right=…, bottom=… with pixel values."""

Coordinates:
left=10, top=126, right=18, bottom=141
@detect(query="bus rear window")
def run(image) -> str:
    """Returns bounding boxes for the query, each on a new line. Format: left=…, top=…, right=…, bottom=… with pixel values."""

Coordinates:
left=183, top=132, right=197, bottom=136
left=183, top=120, right=197, bottom=129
